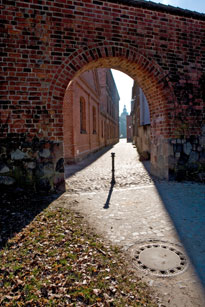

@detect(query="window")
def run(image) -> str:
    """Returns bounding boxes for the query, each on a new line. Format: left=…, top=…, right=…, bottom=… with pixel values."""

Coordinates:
left=92, top=106, right=96, bottom=134
left=101, top=120, right=104, bottom=138
left=80, top=97, right=86, bottom=133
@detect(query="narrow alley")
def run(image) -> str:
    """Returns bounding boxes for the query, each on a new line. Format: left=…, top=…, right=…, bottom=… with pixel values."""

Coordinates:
left=65, top=139, right=153, bottom=193
left=59, top=140, right=205, bottom=307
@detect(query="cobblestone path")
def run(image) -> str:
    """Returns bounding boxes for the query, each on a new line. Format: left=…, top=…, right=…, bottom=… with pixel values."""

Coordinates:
left=62, top=139, right=205, bottom=307
left=65, top=139, right=154, bottom=193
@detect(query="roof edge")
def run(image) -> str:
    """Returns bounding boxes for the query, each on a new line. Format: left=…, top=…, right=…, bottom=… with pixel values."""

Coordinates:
left=104, top=0, right=205, bottom=20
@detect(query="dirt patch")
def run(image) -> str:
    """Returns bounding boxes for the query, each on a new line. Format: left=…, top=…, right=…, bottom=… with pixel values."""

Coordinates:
left=0, top=190, right=158, bottom=306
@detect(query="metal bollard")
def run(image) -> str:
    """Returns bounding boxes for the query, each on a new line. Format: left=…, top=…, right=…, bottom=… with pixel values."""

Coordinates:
left=111, top=152, right=115, bottom=184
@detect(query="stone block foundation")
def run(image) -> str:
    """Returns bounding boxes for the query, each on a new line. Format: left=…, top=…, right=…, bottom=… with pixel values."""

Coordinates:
left=151, top=135, right=205, bottom=182
left=0, top=137, right=65, bottom=193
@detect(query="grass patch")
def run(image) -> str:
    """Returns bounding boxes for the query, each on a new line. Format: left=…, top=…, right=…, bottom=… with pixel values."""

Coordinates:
left=0, top=207, right=157, bottom=306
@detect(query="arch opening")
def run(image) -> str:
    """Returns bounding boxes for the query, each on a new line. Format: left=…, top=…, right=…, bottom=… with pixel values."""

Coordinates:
left=60, top=53, right=175, bottom=189
left=1, top=1, right=204, bottom=195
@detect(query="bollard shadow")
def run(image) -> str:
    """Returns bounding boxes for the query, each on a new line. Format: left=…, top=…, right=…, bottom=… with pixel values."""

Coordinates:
left=104, top=182, right=115, bottom=209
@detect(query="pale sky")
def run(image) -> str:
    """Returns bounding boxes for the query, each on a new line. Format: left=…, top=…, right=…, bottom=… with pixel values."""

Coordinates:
left=150, top=0, right=204, bottom=13
left=112, top=0, right=204, bottom=115
left=111, top=70, right=133, bottom=115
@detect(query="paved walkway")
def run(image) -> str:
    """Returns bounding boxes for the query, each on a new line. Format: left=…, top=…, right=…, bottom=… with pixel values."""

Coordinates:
left=61, top=139, right=205, bottom=306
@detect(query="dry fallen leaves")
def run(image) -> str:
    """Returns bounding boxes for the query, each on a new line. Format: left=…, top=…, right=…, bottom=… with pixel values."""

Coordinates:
left=0, top=195, right=157, bottom=306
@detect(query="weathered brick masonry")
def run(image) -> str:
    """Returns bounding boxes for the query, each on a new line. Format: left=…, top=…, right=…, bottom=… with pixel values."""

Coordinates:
left=63, top=68, right=119, bottom=163
left=0, top=0, right=205, bottom=192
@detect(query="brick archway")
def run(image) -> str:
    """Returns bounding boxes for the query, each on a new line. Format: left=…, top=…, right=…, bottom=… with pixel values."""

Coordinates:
left=49, top=44, right=176, bottom=181
left=1, top=0, right=204, bottom=192
left=51, top=44, right=176, bottom=135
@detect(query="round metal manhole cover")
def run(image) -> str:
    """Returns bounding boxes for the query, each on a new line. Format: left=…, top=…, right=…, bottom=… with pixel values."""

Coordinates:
left=132, top=242, right=189, bottom=277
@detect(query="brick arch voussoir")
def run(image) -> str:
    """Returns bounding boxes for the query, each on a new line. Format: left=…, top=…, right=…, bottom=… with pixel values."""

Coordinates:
left=50, top=43, right=176, bottom=115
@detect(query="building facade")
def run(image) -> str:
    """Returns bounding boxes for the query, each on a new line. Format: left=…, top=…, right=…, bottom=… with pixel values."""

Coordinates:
left=131, top=81, right=151, bottom=160
left=126, top=115, right=132, bottom=142
left=64, top=69, right=119, bottom=163
left=119, top=105, right=128, bottom=138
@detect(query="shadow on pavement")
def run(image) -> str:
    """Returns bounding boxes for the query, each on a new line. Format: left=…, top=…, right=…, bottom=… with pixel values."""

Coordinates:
left=0, top=187, right=61, bottom=250
left=155, top=181, right=205, bottom=289
left=104, top=182, right=115, bottom=209
left=0, top=145, right=114, bottom=250
left=142, top=160, right=205, bottom=289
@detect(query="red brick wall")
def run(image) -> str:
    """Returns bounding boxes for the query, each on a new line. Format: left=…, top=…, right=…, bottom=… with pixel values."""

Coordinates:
left=1, top=0, right=204, bottom=141
left=63, top=82, right=74, bottom=161
left=126, top=115, right=132, bottom=142
left=0, top=0, right=204, bottom=190
left=70, top=75, right=100, bottom=161
left=64, top=69, right=119, bottom=163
